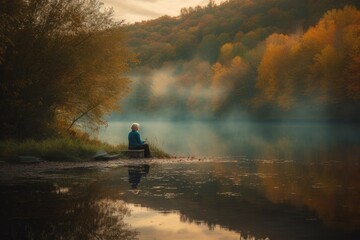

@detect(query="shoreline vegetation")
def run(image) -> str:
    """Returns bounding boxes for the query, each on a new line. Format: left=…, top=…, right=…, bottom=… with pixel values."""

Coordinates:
left=0, top=138, right=171, bottom=162
left=1, top=0, right=359, bottom=162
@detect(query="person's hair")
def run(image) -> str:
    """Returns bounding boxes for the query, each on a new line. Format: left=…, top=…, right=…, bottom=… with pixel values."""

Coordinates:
left=131, top=122, right=140, bottom=130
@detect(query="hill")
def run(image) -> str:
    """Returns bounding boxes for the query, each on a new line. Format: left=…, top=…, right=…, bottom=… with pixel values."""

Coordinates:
left=118, top=0, right=360, bottom=121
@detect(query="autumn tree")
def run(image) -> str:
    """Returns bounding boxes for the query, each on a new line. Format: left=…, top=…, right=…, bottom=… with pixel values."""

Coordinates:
left=257, top=6, right=360, bottom=117
left=257, top=34, right=300, bottom=110
left=197, top=34, right=218, bottom=62
left=0, top=0, right=135, bottom=139
left=211, top=56, right=250, bottom=114
left=345, top=33, right=360, bottom=100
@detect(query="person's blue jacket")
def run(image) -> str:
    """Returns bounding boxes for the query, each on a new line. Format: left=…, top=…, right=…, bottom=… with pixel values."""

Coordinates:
left=128, top=130, right=144, bottom=149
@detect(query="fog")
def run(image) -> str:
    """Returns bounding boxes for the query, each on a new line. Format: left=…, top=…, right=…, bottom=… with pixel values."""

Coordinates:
left=100, top=60, right=359, bottom=159
left=114, top=66, right=211, bottom=121
left=99, top=120, right=360, bottom=159
left=104, top=65, right=357, bottom=158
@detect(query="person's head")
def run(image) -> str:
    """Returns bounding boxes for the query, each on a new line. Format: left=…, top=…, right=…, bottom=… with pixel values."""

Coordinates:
left=131, top=122, right=140, bottom=131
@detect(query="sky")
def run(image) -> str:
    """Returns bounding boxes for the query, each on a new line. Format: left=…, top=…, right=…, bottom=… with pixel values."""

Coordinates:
left=101, top=0, right=223, bottom=23
left=125, top=203, right=243, bottom=240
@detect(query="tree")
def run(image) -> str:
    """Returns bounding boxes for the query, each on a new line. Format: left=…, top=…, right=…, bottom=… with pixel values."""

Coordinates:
left=302, top=6, right=360, bottom=104
left=197, top=34, right=218, bottom=62
left=211, top=56, right=250, bottom=113
left=219, top=43, right=235, bottom=63
left=0, top=0, right=136, bottom=139
left=208, top=0, right=216, bottom=8
left=257, top=33, right=299, bottom=110
left=345, top=35, right=360, bottom=100
left=256, top=6, right=360, bottom=115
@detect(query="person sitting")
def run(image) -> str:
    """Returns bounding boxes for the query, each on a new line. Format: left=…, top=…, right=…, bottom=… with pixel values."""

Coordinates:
left=128, top=123, right=152, bottom=158
left=128, top=164, right=150, bottom=189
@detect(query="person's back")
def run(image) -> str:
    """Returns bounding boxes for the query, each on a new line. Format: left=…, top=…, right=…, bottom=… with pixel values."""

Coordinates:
left=128, top=123, right=152, bottom=158
left=128, top=130, right=143, bottom=149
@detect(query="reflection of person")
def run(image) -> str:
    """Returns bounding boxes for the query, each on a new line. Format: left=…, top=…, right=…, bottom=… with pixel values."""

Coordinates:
left=128, top=164, right=150, bottom=189
left=128, top=123, right=152, bottom=158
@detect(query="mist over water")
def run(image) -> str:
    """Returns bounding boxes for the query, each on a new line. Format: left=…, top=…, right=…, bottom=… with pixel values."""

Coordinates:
left=99, top=120, right=360, bottom=159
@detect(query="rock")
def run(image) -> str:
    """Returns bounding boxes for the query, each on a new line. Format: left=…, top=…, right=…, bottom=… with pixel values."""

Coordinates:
left=93, top=150, right=108, bottom=160
left=17, top=156, right=42, bottom=164
left=93, top=150, right=121, bottom=161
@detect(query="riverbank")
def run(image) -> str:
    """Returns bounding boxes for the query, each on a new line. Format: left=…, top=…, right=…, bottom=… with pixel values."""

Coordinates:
left=0, top=157, right=206, bottom=184
left=0, top=138, right=170, bottom=162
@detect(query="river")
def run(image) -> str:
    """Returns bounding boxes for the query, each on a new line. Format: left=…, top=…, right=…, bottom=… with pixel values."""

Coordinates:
left=1, top=121, right=359, bottom=239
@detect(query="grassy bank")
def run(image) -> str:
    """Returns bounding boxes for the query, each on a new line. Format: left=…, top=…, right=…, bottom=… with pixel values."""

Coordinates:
left=0, top=138, right=171, bottom=162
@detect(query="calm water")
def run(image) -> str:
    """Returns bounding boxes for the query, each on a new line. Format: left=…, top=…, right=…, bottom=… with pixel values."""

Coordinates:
left=1, top=122, right=360, bottom=239
left=100, top=121, right=360, bottom=158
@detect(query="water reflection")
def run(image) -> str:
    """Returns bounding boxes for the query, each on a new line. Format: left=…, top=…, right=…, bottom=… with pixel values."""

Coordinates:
left=128, top=164, right=150, bottom=189
left=0, top=178, right=138, bottom=240
left=1, top=134, right=360, bottom=240
left=114, top=160, right=360, bottom=239
left=1, top=159, right=359, bottom=240
left=126, top=204, right=244, bottom=240
left=256, top=159, right=360, bottom=231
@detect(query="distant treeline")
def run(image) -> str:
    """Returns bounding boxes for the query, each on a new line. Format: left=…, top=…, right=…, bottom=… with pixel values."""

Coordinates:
left=122, top=0, right=360, bottom=121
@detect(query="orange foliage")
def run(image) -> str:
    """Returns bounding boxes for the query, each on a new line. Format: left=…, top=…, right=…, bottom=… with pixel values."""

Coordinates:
left=211, top=56, right=250, bottom=112
left=257, top=34, right=299, bottom=110
left=257, top=6, right=360, bottom=109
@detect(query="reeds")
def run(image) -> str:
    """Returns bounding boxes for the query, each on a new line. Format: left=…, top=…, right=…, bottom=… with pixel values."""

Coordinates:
left=0, top=138, right=170, bottom=161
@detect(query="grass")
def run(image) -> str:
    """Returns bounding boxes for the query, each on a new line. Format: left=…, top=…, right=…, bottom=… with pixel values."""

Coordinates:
left=0, top=138, right=171, bottom=162
left=149, top=143, right=171, bottom=158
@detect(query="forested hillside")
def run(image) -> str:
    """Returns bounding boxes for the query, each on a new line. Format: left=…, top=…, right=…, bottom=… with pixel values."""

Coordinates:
left=121, top=0, right=360, bottom=121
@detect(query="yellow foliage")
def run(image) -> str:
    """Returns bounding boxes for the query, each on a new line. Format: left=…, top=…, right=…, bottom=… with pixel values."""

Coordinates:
left=211, top=62, right=228, bottom=111
left=53, top=27, right=136, bottom=134
left=257, top=6, right=360, bottom=109
left=211, top=56, right=250, bottom=112
left=219, top=43, right=234, bottom=62
left=257, top=34, right=297, bottom=109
